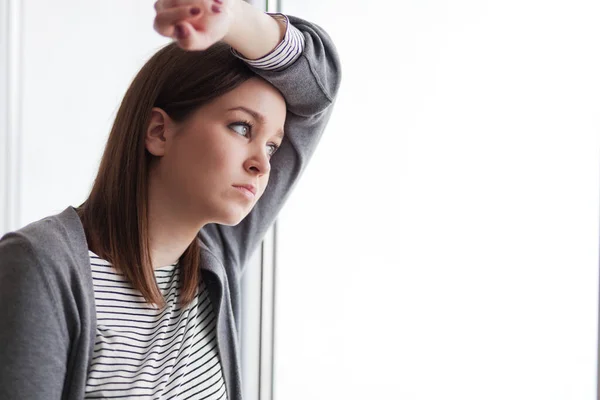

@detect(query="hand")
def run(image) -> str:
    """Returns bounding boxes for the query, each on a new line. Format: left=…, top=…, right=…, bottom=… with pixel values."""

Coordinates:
left=153, top=0, right=237, bottom=51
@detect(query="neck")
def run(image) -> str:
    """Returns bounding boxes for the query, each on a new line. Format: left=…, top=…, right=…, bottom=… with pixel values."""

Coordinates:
left=147, top=182, right=207, bottom=270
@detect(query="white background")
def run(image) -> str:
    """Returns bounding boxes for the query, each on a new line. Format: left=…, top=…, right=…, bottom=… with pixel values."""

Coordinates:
left=1, top=1, right=599, bottom=399
left=273, top=0, right=600, bottom=399
left=15, top=1, right=170, bottom=226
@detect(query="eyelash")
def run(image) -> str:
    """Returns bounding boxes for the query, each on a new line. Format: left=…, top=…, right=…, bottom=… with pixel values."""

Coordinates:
left=229, top=120, right=280, bottom=157
left=230, top=119, right=254, bottom=137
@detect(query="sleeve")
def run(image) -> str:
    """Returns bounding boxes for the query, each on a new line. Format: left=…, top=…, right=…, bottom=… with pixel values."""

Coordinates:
left=0, top=233, right=71, bottom=399
left=230, top=13, right=305, bottom=70
left=199, top=14, right=342, bottom=276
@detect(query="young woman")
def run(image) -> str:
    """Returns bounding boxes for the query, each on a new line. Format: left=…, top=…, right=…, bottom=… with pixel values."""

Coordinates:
left=0, top=0, right=341, bottom=399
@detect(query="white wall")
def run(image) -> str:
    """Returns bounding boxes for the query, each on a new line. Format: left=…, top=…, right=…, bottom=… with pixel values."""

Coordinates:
left=0, top=0, right=21, bottom=234
left=10, top=0, right=169, bottom=230
left=273, top=1, right=600, bottom=399
left=0, top=0, right=9, bottom=232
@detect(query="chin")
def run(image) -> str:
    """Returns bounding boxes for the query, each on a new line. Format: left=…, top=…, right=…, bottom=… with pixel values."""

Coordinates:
left=216, top=209, right=251, bottom=226
left=218, top=218, right=246, bottom=227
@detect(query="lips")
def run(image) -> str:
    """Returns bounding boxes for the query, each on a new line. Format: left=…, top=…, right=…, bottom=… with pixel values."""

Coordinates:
left=233, top=184, right=257, bottom=196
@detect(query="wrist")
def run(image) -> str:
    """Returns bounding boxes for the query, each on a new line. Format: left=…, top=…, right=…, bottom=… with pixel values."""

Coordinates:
left=222, top=0, right=243, bottom=45
left=223, top=0, right=285, bottom=60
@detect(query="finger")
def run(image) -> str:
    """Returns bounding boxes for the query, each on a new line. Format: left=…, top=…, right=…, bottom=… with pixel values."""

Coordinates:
left=160, top=0, right=199, bottom=10
left=154, top=6, right=202, bottom=36
left=173, top=20, right=195, bottom=50
left=175, top=20, right=212, bottom=51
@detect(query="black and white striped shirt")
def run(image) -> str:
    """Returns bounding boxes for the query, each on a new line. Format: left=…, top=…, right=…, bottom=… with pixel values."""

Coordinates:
left=85, top=251, right=227, bottom=400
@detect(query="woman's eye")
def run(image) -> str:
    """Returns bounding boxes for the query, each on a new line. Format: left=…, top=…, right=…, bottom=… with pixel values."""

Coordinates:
left=267, top=143, right=280, bottom=158
left=230, top=122, right=251, bottom=137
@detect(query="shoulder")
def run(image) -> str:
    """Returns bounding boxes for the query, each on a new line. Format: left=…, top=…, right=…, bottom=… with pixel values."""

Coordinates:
left=0, top=206, right=91, bottom=290
left=0, top=209, right=95, bottom=399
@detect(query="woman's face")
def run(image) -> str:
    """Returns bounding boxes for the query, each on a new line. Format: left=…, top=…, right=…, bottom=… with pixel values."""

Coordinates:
left=148, top=77, right=287, bottom=226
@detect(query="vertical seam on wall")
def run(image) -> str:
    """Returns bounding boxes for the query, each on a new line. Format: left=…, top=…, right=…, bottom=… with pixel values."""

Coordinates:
left=265, top=0, right=280, bottom=396
left=0, top=3, right=5, bottom=233
left=0, top=1, right=8, bottom=234
left=258, top=241, right=265, bottom=399
left=270, top=222, right=278, bottom=400
left=5, top=0, right=22, bottom=233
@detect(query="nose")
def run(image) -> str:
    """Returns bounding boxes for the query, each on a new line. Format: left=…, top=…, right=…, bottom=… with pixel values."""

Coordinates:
left=244, top=147, right=271, bottom=176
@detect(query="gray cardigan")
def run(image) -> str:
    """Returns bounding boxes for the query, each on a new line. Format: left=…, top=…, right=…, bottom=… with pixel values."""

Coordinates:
left=0, top=15, right=341, bottom=400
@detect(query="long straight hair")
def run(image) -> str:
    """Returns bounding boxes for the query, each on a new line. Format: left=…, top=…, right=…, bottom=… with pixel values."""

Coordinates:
left=78, top=41, right=255, bottom=308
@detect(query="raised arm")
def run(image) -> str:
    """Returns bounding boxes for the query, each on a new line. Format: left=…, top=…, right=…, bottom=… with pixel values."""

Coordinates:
left=154, top=0, right=342, bottom=275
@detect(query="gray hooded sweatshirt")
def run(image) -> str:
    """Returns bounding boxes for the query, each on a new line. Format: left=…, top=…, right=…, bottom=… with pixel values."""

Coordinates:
left=0, top=15, right=341, bottom=400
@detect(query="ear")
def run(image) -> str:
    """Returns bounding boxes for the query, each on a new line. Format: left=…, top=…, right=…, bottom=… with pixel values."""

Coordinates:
left=145, top=107, right=175, bottom=156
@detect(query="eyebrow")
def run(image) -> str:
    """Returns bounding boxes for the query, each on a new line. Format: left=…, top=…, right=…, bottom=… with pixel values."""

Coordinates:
left=227, top=106, right=285, bottom=139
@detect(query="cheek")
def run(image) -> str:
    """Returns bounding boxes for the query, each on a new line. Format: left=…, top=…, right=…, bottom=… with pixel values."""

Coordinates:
left=174, top=132, right=246, bottom=188
left=175, top=131, right=222, bottom=168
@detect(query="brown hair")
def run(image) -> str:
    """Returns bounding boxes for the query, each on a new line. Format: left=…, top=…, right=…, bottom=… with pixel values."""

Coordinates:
left=78, top=41, right=255, bottom=308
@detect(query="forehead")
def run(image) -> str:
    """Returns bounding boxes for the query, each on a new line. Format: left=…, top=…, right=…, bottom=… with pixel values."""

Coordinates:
left=210, top=78, right=287, bottom=125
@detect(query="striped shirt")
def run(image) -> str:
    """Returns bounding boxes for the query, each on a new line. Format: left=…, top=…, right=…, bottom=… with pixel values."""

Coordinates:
left=85, top=251, right=228, bottom=400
